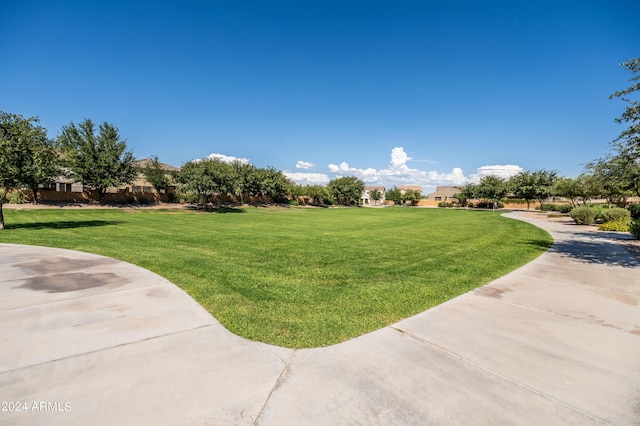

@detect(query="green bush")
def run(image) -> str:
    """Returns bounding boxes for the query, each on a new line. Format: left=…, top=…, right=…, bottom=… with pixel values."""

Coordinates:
left=601, top=207, right=631, bottom=223
left=288, top=199, right=299, bottom=206
left=628, top=204, right=640, bottom=220
left=167, top=192, right=180, bottom=203
left=438, top=202, right=454, bottom=208
left=541, top=203, right=557, bottom=211
left=180, top=193, right=200, bottom=204
left=598, top=218, right=631, bottom=232
left=138, top=196, right=151, bottom=205
left=630, top=220, right=640, bottom=239
left=569, top=206, right=596, bottom=225
left=557, top=204, right=573, bottom=214
left=7, top=192, right=25, bottom=204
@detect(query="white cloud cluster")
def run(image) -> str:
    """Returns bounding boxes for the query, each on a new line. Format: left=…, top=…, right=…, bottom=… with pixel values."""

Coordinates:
left=296, top=161, right=315, bottom=170
left=206, top=153, right=250, bottom=164
left=283, top=172, right=330, bottom=185
left=468, top=164, right=523, bottom=183
left=288, top=147, right=524, bottom=194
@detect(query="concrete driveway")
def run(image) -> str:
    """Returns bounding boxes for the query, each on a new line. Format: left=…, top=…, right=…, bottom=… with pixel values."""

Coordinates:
left=1, top=211, right=639, bottom=425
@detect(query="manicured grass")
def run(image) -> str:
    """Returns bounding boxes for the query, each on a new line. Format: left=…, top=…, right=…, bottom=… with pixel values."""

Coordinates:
left=0, top=207, right=551, bottom=348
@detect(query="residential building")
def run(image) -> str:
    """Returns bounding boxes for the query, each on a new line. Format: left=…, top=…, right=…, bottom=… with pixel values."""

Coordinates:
left=361, top=186, right=386, bottom=206
left=426, top=186, right=461, bottom=202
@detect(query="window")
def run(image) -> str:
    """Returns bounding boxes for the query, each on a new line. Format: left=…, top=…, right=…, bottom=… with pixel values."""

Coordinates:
left=58, top=183, right=72, bottom=192
left=435, top=196, right=442, bottom=201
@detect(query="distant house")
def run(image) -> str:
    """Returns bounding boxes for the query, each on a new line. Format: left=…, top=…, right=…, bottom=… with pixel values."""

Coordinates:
left=426, top=186, right=461, bottom=203
left=127, top=158, right=180, bottom=195
left=361, top=186, right=386, bottom=206
left=37, top=158, right=180, bottom=203
left=398, top=185, right=423, bottom=195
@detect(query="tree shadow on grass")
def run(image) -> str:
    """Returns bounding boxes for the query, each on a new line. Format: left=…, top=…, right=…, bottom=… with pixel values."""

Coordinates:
left=184, top=205, right=246, bottom=213
left=522, top=239, right=554, bottom=250
left=6, top=220, right=123, bottom=230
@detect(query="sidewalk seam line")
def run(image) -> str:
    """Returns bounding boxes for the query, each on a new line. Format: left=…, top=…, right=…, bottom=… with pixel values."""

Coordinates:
left=0, top=323, right=216, bottom=376
left=389, top=325, right=612, bottom=426
left=252, top=349, right=297, bottom=425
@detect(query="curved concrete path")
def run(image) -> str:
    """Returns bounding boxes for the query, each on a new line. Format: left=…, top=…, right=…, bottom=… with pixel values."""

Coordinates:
left=1, top=212, right=639, bottom=425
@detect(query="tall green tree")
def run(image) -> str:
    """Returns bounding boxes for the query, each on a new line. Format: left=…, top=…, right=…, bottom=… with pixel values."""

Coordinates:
left=0, top=111, right=59, bottom=229
left=57, top=119, right=136, bottom=204
left=328, top=176, right=365, bottom=206
left=476, top=175, right=507, bottom=211
left=610, top=58, right=640, bottom=156
left=604, top=58, right=640, bottom=198
left=141, top=155, right=172, bottom=194
left=385, top=187, right=402, bottom=205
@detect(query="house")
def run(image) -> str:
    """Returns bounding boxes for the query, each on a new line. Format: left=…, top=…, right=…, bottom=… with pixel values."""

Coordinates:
left=398, top=185, right=423, bottom=195
left=37, top=158, right=179, bottom=203
left=426, top=186, right=461, bottom=203
left=361, top=186, right=386, bottom=206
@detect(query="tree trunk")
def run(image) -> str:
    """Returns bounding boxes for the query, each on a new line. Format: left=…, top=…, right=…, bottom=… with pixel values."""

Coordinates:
left=0, top=203, right=4, bottom=230
left=526, top=200, right=530, bottom=210
left=30, top=185, right=39, bottom=204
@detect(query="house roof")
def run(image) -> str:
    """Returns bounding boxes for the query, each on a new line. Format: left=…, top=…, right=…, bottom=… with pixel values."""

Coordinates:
left=133, top=158, right=180, bottom=172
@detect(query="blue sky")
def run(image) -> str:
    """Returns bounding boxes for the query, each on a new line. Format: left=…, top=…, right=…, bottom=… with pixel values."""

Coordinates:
left=2, top=1, right=639, bottom=193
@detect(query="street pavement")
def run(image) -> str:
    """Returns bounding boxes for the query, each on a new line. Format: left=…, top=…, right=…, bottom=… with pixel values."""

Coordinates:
left=1, top=211, right=639, bottom=425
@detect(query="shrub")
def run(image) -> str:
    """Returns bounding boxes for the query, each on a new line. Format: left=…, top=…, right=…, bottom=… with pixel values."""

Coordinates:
left=541, top=203, right=557, bottom=211
left=7, top=192, right=25, bottom=204
left=598, top=218, right=631, bottom=232
left=138, top=196, right=151, bottom=205
left=569, top=206, right=596, bottom=225
left=438, top=202, right=454, bottom=208
left=630, top=220, right=640, bottom=239
left=167, top=192, right=180, bottom=203
left=628, top=204, right=640, bottom=220
left=601, top=207, right=631, bottom=223
left=288, top=199, right=299, bottom=206
left=557, top=204, right=573, bottom=214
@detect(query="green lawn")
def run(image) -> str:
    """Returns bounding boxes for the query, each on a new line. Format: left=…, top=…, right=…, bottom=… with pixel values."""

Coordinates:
left=0, top=206, right=551, bottom=348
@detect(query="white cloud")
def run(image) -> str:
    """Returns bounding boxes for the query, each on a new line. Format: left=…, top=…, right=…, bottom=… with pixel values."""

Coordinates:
left=469, top=164, right=523, bottom=183
left=296, top=161, right=315, bottom=170
left=390, top=147, right=412, bottom=168
left=206, top=153, right=250, bottom=164
left=283, top=172, right=330, bottom=185
left=325, top=147, right=523, bottom=194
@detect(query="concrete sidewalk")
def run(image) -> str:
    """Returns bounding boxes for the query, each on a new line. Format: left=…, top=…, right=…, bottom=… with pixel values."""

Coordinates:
left=1, top=212, right=639, bottom=425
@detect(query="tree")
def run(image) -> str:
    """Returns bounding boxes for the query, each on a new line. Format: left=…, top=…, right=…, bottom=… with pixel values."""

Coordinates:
left=141, top=155, right=172, bottom=195
left=256, top=167, right=291, bottom=201
left=57, top=119, right=136, bottom=204
left=0, top=111, right=59, bottom=229
left=402, top=189, right=422, bottom=206
left=509, top=172, right=538, bottom=210
left=508, top=170, right=557, bottom=210
left=177, top=158, right=237, bottom=206
left=602, top=58, right=640, bottom=198
left=370, top=189, right=382, bottom=205
left=328, top=176, right=365, bottom=206
left=306, top=184, right=332, bottom=205
left=610, top=58, right=639, bottom=156
left=455, top=184, right=477, bottom=207
left=553, top=177, right=582, bottom=207
left=385, top=187, right=402, bottom=205
left=475, top=175, right=507, bottom=211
